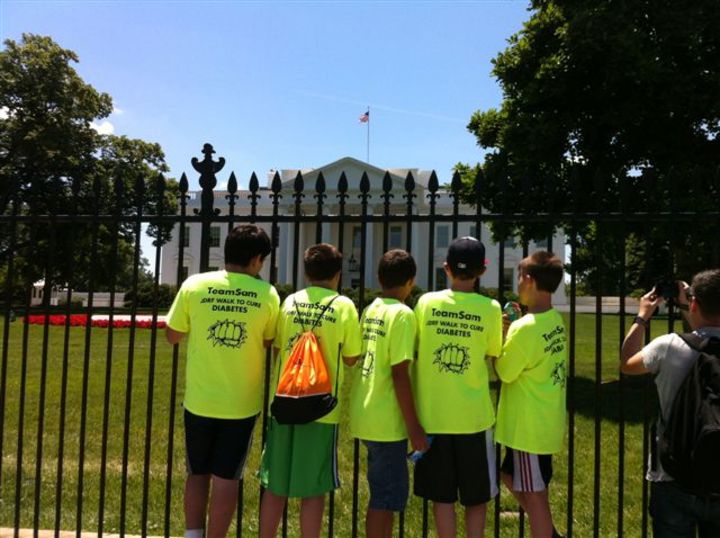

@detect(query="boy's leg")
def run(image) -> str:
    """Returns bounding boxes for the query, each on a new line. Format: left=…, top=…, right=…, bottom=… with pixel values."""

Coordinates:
left=206, top=475, right=239, bottom=538
left=464, top=503, right=487, bottom=538
left=300, top=495, right=325, bottom=538
left=184, top=409, right=215, bottom=534
left=366, top=509, right=393, bottom=538
left=501, top=448, right=556, bottom=538
left=201, top=413, right=256, bottom=538
left=185, top=474, right=210, bottom=531
left=259, top=489, right=288, bottom=538
left=432, top=502, right=456, bottom=538
left=364, top=440, right=408, bottom=538
left=522, top=490, right=554, bottom=538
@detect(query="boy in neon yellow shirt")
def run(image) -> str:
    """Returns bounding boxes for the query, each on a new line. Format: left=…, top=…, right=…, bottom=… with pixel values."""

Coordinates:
left=349, top=250, right=429, bottom=538
left=166, top=224, right=280, bottom=538
left=413, top=237, right=502, bottom=538
left=495, top=251, right=567, bottom=538
left=259, top=243, right=362, bottom=538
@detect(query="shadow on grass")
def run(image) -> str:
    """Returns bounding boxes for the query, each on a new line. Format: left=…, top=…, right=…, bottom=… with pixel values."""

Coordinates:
left=490, top=375, right=659, bottom=425
left=569, top=375, right=659, bottom=424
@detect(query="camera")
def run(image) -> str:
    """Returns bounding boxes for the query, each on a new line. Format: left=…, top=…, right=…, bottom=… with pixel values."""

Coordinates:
left=655, top=280, right=678, bottom=301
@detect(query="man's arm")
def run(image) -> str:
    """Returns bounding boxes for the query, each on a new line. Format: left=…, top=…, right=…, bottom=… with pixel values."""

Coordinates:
left=620, top=288, right=663, bottom=375
left=391, top=361, right=428, bottom=452
left=166, top=327, right=186, bottom=345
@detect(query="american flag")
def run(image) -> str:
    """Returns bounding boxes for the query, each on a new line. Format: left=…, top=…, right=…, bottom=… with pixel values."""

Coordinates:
left=358, top=110, right=369, bottom=123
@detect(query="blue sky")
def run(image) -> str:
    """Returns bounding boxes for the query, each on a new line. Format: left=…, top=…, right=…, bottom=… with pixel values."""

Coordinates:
left=2, top=0, right=531, bottom=189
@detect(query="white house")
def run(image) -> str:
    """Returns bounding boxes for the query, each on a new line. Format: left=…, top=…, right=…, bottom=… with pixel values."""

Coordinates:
left=160, top=157, right=567, bottom=304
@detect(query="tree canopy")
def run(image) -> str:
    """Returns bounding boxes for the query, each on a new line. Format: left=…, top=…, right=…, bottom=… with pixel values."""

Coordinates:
left=463, top=0, right=720, bottom=293
left=0, top=34, right=178, bottom=297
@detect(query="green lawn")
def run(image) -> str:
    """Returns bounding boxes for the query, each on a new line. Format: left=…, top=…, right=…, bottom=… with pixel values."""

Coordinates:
left=0, top=313, right=673, bottom=537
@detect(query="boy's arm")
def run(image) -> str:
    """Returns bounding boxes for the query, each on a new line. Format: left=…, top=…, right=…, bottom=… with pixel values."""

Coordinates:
left=391, top=361, right=428, bottom=452
left=343, top=354, right=360, bottom=367
left=342, top=299, right=363, bottom=366
left=166, top=327, right=186, bottom=345
left=494, top=324, right=531, bottom=383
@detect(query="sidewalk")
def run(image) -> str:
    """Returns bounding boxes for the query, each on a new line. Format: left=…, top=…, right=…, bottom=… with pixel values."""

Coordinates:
left=0, top=530, right=176, bottom=538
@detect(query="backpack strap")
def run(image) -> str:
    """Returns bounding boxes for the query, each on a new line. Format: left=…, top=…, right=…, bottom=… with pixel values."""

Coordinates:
left=678, top=332, right=707, bottom=351
left=679, top=332, right=720, bottom=356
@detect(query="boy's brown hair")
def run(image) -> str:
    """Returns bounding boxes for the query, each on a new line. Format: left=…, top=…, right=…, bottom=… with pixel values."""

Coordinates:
left=518, top=251, right=564, bottom=293
left=378, top=249, right=417, bottom=289
left=225, top=224, right=272, bottom=266
left=304, top=243, right=343, bottom=281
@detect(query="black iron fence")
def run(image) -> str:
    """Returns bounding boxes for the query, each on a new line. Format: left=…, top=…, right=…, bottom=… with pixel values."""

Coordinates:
left=1, top=145, right=718, bottom=538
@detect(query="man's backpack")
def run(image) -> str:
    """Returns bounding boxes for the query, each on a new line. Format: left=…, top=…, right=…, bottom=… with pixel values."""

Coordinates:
left=658, top=333, right=720, bottom=495
left=270, top=296, right=341, bottom=425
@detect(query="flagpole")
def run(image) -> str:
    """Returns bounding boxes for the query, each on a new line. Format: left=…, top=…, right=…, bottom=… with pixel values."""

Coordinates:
left=366, top=106, right=370, bottom=163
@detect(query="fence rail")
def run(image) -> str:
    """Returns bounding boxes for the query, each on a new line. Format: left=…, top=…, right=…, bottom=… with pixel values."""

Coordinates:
left=0, top=144, right=714, bottom=537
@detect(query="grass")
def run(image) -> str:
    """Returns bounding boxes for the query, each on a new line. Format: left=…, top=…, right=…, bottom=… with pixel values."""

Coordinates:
left=0, top=313, right=675, bottom=537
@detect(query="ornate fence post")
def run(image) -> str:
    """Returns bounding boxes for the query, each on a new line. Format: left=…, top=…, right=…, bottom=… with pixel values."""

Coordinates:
left=192, top=143, right=224, bottom=272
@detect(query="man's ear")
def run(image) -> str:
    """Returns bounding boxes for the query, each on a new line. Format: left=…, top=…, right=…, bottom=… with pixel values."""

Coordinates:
left=477, top=267, right=487, bottom=277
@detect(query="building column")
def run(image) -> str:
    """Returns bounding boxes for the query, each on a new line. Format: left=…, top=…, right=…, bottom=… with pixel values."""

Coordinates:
left=364, top=214, right=374, bottom=289
left=411, top=220, right=423, bottom=288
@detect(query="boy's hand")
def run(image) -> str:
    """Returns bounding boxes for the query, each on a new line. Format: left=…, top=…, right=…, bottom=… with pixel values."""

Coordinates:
left=502, top=313, right=512, bottom=337
left=408, top=423, right=429, bottom=453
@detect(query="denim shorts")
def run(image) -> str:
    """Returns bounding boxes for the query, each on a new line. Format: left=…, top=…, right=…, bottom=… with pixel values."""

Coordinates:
left=363, top=439, right=409, bottom=512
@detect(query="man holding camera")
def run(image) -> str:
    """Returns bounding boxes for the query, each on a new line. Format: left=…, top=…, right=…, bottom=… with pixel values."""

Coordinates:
left=620, top=269, right=720, bottom=537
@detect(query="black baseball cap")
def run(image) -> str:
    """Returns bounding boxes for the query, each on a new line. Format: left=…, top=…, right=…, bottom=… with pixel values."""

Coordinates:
left=446, top=236, right=486, bottom=274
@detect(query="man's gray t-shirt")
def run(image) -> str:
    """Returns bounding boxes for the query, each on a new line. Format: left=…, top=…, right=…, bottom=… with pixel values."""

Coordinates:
left=641, top=326, right=720, bottom=482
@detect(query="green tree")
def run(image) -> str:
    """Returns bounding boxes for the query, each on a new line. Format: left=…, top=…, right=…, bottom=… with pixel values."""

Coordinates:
left=463, top=0, right=720, bottom=294
left=0, top=34, right=178, bottom=298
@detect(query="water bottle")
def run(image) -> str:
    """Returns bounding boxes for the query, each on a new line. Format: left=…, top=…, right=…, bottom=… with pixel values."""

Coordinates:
left=408, top=435, right=434, bottom=464
left=503, top=301, right=521, bottom=322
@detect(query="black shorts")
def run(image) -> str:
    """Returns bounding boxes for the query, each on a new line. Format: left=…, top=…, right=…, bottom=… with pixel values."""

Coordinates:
left=500, top=448, right=553, bottom=492
left=184, top=409, right=257, bottom=480
left=413, top=429, right=498, bottom=506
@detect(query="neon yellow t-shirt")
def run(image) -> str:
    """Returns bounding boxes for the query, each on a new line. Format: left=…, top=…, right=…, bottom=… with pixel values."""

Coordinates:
left=349, top=298, right=416, bottom=441
left=495, top=309, right=568, bottom=454
left=413, top=289, right=503, bottom=434
left=166, top=270, right=280, bottom=419
left=273, top=286, right=362, bottom=425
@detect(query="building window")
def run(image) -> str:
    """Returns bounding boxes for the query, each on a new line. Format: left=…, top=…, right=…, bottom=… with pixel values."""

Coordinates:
left=534, top=237, right=550, bottom=251
left=353, top=226, right=362, bottom=248
left=469, top=225, right=478, bottom=239
left=436, top=225, right=450, bottom=248
left=209, top=226, right=221, bottom=248
left=503, top=268, right=514, bottom=292
left=389, top=226, right=402, bottom=249
left=181, top=266, right=189, bottom=282
left=183, top=225, right=190, bottom=248
left=503, top=236, right=516, bottom=249
left=435, top=267, right=448, bottom=290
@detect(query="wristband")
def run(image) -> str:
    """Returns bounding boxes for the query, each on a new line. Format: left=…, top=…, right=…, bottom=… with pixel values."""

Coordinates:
left=634, top=316, right=649, bottom=327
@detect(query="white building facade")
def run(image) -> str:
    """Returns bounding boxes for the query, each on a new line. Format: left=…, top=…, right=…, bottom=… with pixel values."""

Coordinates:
left=160, top=157, right=567, bottom=305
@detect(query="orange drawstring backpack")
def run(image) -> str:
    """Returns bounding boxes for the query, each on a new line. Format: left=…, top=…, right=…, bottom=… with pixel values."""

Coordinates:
left=270, top=296, right=341, bottom=424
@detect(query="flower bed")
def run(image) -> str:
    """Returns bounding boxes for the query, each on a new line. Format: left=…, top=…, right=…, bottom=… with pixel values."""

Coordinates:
left=26, top=314, right=166, bottom=329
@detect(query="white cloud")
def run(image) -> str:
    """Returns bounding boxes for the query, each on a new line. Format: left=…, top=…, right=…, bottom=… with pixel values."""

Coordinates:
left=91, top=120, right=115, bottom=135
left=112, top=107, right=123, bottom=115
left=0, top=107, right=9, bottom=120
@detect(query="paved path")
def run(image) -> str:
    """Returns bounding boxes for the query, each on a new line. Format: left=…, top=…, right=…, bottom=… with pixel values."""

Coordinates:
left=0, top=529, right=175, bottom=538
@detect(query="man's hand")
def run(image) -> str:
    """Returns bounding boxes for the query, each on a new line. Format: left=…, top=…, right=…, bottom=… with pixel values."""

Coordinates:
left=638, top=287, right=664, bottom=321
left=676, top=281, right=691, bottom=308
left=408, top=422, right=429, bottom=453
